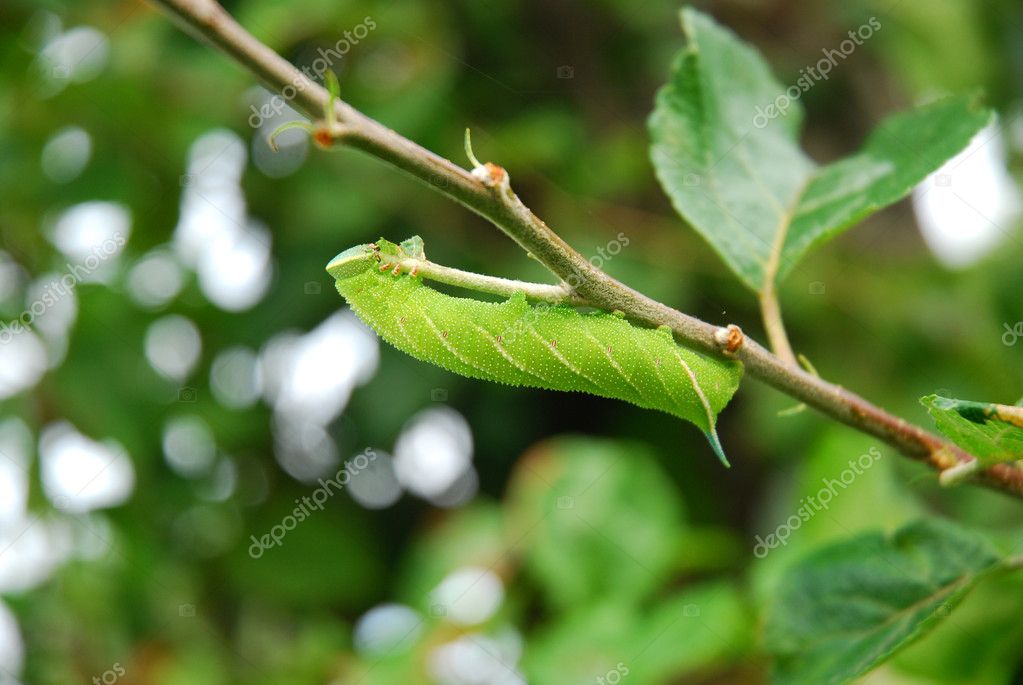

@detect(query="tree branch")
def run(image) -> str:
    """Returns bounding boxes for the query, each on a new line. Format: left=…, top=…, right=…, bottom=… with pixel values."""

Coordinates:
left=149, top=0, right=1023, bottom=498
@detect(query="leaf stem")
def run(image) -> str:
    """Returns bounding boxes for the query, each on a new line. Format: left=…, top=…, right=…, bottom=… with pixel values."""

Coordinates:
left=150, top=0, right=1023, bottom=499
left=759, top=286, right=798, bottom=366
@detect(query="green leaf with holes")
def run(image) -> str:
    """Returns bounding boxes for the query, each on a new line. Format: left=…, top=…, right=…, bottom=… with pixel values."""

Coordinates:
left=764, top=519, right=1009, bottom=685
left=649, top=8, right=993, bottom=292
left=921, top=395, right=1023, bottom=465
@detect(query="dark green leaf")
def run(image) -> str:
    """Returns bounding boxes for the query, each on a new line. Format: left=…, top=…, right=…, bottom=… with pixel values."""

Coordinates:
left=649, top=8, right=992, bottom=292
left=765, top=519, right=1006, bottom=685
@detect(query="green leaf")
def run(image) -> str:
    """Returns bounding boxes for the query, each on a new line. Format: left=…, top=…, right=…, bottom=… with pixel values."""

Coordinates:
left=922, top=395, right=1023, bottom=466
left=505, top=437, right=685, bottom=608
left=523, top=582, right=752, bottom=684
left=765, top=519, right=1007, bottom=685
left=890, top=574, right=1023, bottom=685
left=649, top=8, right=993, bottom=292
left=635, top=582, right=753, bottom=680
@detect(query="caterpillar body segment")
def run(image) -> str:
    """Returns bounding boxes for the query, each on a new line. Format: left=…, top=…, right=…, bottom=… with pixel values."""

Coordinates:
left=327, top=237, right=742, bottom=464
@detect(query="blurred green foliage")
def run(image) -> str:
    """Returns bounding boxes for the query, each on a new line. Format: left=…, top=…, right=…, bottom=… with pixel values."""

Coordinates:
left=1, top=0, right=1022, bottom=684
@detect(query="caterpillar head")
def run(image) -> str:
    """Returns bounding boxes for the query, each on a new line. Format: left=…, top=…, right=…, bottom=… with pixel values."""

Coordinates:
left=326, top=236, right=426, bottom=280
left=326, top=243, right=378, bottom=280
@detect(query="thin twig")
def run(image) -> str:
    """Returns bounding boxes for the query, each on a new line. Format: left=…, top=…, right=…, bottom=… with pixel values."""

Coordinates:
left=392, top=257, right=584, bottom=305
left=149, top=0, right=1023, bottom=498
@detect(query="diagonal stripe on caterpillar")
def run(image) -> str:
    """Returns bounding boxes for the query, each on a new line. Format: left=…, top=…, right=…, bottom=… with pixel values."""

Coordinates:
left=327, top=237, right=743, bottom=464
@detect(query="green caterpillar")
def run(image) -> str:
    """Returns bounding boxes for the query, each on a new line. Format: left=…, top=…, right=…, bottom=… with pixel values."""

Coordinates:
left=327, top=238, right=743, bottom=464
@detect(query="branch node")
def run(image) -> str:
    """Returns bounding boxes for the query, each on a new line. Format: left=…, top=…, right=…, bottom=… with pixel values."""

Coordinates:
left=938, top=459, right=980, bottom=487
left=312, top=122, right=351, bottom=149
left=714, top=324, right=744, bottom=355
left=471, top=161, right=511, bottom=193
left=464, top=129, right=512, bottom=194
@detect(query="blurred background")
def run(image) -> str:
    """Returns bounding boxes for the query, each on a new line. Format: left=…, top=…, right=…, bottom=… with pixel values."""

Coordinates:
left=1, top=0, right=1022, bottom=683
